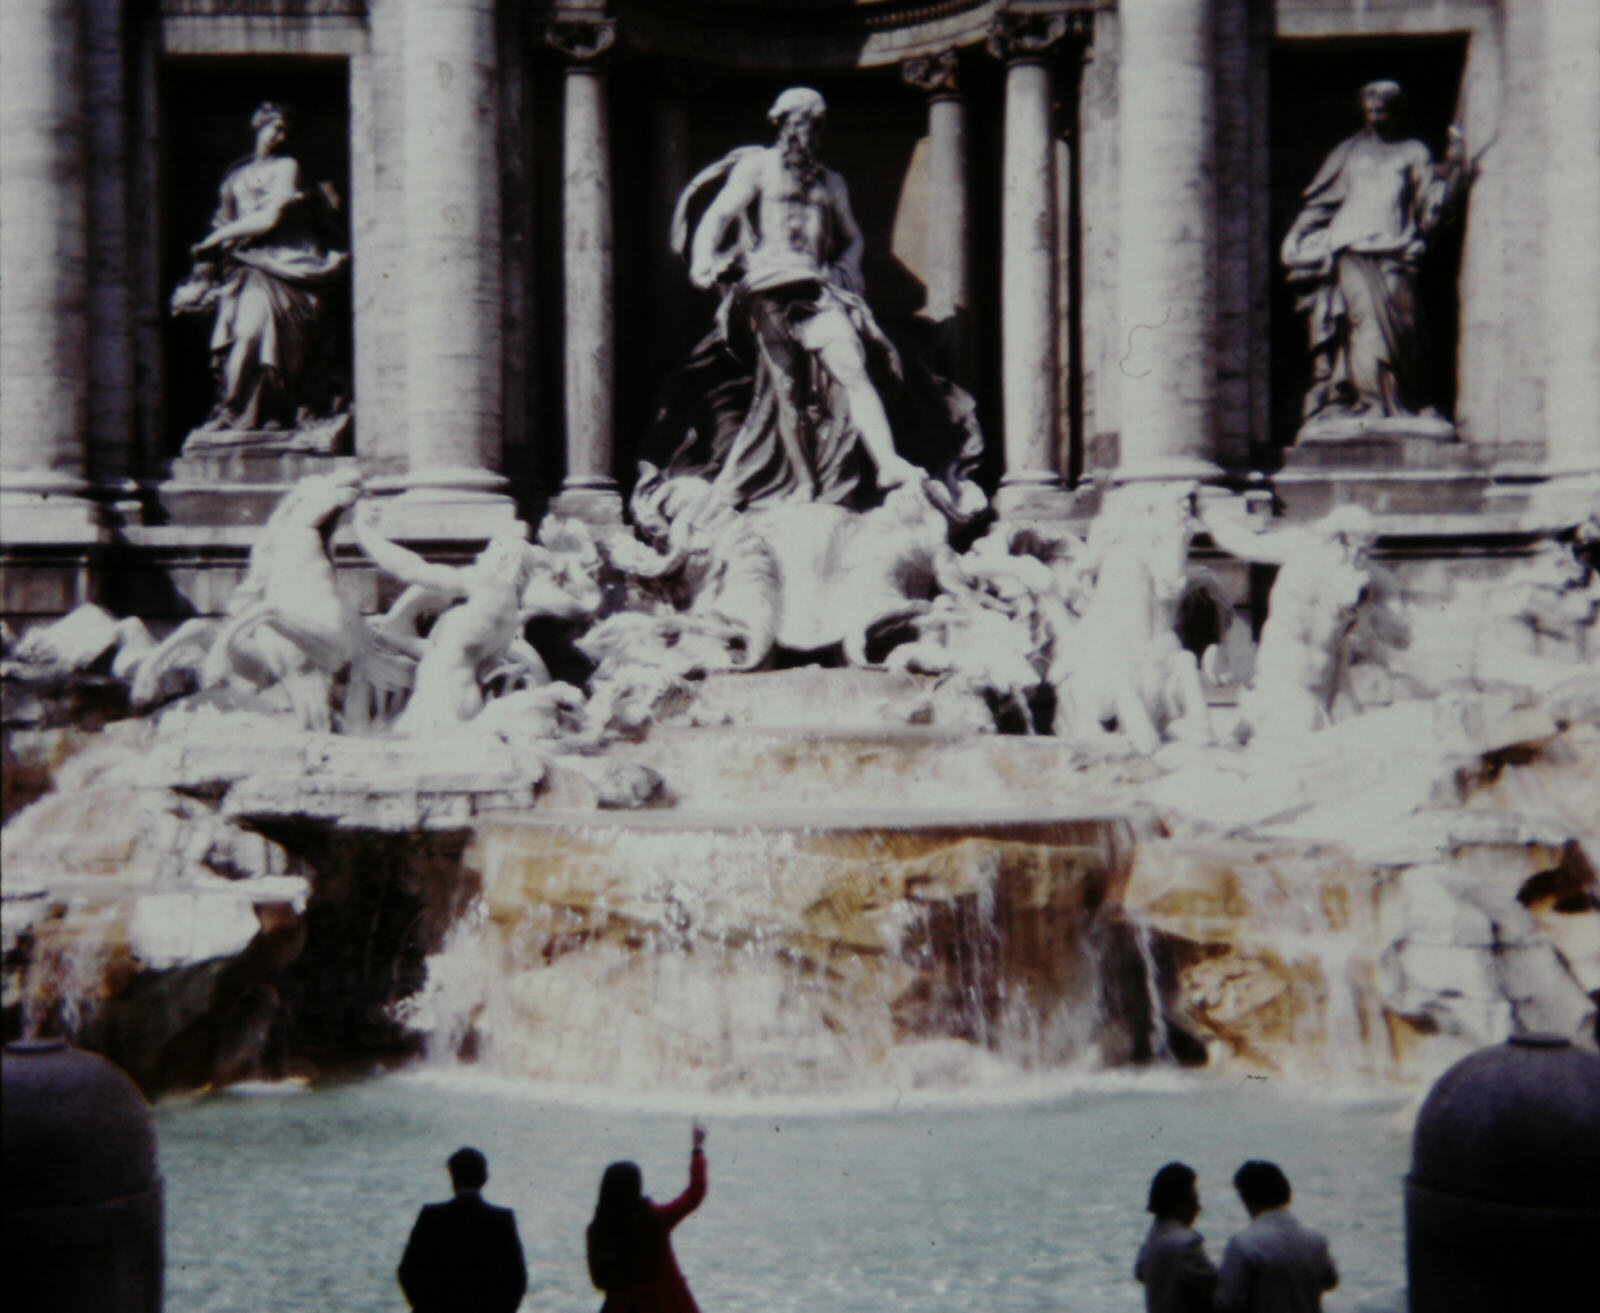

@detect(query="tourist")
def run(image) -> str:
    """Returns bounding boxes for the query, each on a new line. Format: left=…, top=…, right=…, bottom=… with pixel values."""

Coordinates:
left=1135, top=1161, right=1219, bottom=1313
left=1215, top=1161, right=1338, bottom=1313
left=398, top=1146, right=527, bottom=1313
left=587, top=1121, right=708, bottom=1313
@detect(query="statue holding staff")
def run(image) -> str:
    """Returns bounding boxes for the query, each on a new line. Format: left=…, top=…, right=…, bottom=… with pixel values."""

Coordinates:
left=1282, top=80, right=1469, bottom=434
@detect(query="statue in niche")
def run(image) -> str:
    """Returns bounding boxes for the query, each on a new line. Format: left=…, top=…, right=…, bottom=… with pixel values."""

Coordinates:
left=1200, top=502, right=1411, bottom=741
left=170, top=101, right=351, bottom=451
left=1282, top=80, right=1470, bottom=439
left=647, top=86, right=984, bottom=524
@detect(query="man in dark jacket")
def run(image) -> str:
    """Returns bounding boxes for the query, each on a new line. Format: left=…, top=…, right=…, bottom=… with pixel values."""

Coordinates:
left=399, top=1146, right=527, bottom=1313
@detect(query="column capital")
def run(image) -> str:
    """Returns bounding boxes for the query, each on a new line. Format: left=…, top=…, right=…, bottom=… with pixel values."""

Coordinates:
left=901, top=49, right=961, bottom=98
left=986, top=7, right=1090, bottom=64
left=543, top=17, right=618, bottom=65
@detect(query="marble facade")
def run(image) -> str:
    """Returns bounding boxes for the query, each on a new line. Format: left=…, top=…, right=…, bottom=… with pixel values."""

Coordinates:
left=2, top=0, right=1597, bottom=629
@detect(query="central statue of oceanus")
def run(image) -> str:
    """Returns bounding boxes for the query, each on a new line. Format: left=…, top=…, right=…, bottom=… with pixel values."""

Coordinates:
left=643, top=86, right=985, bottom=525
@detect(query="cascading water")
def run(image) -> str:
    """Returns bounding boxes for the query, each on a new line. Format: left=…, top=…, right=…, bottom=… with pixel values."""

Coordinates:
left=1129, top=913, right=1173, bottom=1064
left=1126, top=840, right=1410, bottom=1086
left=396, top=808, right=1161, bottom=1095
left=9, top=896, right=114, bottom=1043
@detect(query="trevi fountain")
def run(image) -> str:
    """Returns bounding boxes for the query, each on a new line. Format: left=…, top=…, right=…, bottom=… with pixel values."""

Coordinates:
left=3, top=3, right=1598, bottom=1310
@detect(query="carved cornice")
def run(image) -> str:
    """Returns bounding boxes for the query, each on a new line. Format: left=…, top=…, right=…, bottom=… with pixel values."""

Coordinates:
left=901, top=48, right=961, bottom=97
left=159, top=0, right=364, bottom=13
left=986, top=7, right=1092, bottom=63
left=543, top=17, right=619, bottom=64
left=612, top=1, right=1000, bottom=72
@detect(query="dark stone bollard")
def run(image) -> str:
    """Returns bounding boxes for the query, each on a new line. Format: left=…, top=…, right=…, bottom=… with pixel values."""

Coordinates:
left=1406, top=1032, right=1600, bottom=1312
left=2, top=1039, right=164, bottom=1312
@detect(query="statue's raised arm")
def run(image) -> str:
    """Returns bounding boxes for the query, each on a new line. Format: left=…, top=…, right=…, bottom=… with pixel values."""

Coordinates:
left=687, top=151, right=763, bottom=291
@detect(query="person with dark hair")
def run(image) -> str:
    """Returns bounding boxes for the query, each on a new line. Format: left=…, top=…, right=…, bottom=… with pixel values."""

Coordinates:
left=1216, top=1161, right=1338, bottom=1313
left=1135, top=1161, right=1218, bottom=1312
left=398, top=1146, right=527, bottom=1313
left=587, top=1121, right=708, bottom=1313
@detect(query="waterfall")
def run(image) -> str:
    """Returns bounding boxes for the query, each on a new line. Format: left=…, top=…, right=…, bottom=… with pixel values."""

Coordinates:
left=393, top=811, right=1147, bottom=1095
left=1129, top=913, right=1173, bottom=1063
left=16, top=923, right=110, bottom=1043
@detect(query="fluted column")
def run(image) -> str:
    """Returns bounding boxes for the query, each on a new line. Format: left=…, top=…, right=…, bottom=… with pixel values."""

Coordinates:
left=901, top=50, right=971, bottom=387
left=547, top=18, right=622, bottom=525
left=1115, top=0, right=1221, bottom=482
left=989, top=12, right=1077, bottom=517
left=0, top=0, right=98, bottom=538
left=1544, top=0, right=1600, bottom=474
left=398, top=0, right=513, bottom=523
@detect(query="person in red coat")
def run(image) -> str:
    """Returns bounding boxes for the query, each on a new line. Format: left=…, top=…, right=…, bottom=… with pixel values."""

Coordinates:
left=586, top=1122, right=708, bottom=1313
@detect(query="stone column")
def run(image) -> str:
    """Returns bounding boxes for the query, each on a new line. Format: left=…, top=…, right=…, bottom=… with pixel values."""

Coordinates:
left=0, top=0, right=98, bottom=539
left=85, top=0, right=137, bottom=514
left=901, top=50, right=971, bottom=387
left=1544, top=0, right=1600, bottom=474
left=547, top=18, right=622, bottom=525
left=397, top=0, right=514, bottom=528
left=1115, top=0, right=1220, bottom=482
left=989, top=12, right=1077, bottom=517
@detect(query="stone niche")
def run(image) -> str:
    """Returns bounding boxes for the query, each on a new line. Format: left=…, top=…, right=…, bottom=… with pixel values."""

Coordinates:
left=527, top=51, right=1014, bottom=499
left=1269, top=35, right=1469, bottom=452
left=157, top=56, right=353, bottom=523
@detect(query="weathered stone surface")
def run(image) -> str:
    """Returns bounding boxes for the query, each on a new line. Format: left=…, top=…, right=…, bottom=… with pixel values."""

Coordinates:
left=1125, top=718, right=1600, bottom=1083
left=3, top=614, right=1597, bottom=1097
left=128, top=891, right=265, bottom=971
left=397, top=813, right=1136, bottom=1093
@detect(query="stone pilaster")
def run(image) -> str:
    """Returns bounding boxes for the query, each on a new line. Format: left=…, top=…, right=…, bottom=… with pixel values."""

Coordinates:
left=1544, top=0, right=1600, bottom=474
left=85, top=0, right=137, bottom=514
left=988, top=11, right=1081, bottom=517
left=1115, top=0, right=1221, bottom=483
left=397, top=0, right=515, bottom=529
left=547, top=17, right=623, bottom=525
left=0, top=0, right=99, bottom=541
left=901, top=49, right=971, bottom=387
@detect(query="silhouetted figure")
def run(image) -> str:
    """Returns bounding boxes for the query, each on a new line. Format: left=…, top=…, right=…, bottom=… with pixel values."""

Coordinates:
left=1136, top=1161, right=1218, bottom=1313
left=587, top=1121, right=708, bottom=1313
left=1216, top=1161, right=1338, bottom=1313
left=399, top=1146, right=527, bottom=1313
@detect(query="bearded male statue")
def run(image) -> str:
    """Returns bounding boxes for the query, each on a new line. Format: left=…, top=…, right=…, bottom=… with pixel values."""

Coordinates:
left=645, top=87, right=983, bottom=524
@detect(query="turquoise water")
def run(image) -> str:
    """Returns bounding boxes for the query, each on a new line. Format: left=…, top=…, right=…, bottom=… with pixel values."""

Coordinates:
left=156, top=1072, right=1411, bottom=1312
